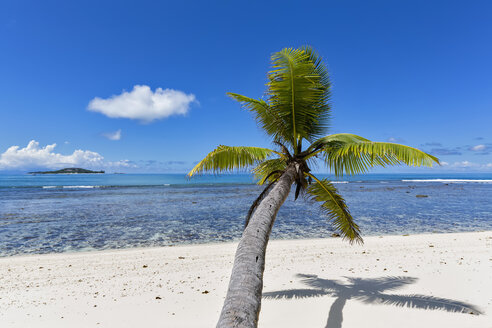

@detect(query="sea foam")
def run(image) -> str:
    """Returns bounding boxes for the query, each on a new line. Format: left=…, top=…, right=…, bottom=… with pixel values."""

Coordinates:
left=402, top=179, right=492, bottom=183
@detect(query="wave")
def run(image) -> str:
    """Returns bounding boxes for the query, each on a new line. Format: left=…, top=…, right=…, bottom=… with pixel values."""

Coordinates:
left=43, top=185, right=101, bottom=189
left=24, top=183, right=253, bottom=190
left=330, top=181, right=349, bottom=184
left=402, top=179, right=492, bottom=183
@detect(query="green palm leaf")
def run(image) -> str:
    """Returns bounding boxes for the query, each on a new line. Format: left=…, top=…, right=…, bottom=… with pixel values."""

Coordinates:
left=306, top=134, right=439, bottom=176
left=306, top=173, right=362, bottom=243
left=308, top=133, right=370, bottom=152
left=268, top=47, right=331, bottom=148
left=227, top=93, right=289, bottom=144
left=252, top=158, right=287, bottom=184
left=188, top=146, right=278, bottom=177
left=326, top=142, right=438, bottom=176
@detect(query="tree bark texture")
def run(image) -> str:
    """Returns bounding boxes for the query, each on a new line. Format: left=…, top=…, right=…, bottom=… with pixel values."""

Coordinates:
left=216, top=164, right=297, bottom=328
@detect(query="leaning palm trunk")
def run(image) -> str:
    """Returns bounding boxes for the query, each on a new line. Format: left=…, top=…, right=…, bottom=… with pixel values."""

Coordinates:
left=216, top=164, right=297, bottom=328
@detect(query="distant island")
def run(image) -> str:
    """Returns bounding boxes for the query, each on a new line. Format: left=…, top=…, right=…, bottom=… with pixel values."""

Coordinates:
left=28, top=168, right=105, bottom=174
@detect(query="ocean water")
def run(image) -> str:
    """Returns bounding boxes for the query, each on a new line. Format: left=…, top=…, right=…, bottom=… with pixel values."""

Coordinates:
left=0, top=173, right=491, bottom=257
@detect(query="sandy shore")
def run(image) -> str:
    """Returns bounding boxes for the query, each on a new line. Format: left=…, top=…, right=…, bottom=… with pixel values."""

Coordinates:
left=0, top=231, right=491, bottom=327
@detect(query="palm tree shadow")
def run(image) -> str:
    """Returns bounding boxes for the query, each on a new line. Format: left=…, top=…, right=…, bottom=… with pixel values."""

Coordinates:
left=263, top=274, right=482, bottom=328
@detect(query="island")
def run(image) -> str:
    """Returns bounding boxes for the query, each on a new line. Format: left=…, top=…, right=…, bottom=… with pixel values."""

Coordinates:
left=28, top=168, right=105, bottom=174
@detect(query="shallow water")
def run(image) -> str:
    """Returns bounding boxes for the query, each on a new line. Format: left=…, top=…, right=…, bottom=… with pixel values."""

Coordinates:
left=0, top=173, right=491, bottom=256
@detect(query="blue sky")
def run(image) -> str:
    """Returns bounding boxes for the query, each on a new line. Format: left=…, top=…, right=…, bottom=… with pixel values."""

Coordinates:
left=1, top=0, right=491, bottom=173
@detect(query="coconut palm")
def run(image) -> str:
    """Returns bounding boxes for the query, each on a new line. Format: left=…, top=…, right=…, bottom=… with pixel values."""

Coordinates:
left=188, top=46, right=439, bottom=328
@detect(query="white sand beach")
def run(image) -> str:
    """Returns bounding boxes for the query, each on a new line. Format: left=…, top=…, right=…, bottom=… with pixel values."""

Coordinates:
left=0, top=231, right=491, bottom=328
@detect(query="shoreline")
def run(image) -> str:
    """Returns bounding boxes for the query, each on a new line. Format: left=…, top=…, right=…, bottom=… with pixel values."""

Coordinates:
left=2, top=229, right=491, bottom=260
left=1, top=231, right=491, bottom=327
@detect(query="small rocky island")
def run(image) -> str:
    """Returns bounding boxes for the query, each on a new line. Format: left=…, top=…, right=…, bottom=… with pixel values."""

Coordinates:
left=29, top=168, right=105, bottom=174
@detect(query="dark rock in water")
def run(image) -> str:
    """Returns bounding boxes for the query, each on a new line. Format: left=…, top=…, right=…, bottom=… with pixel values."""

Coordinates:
left=416, top=194, right=429, bottom=198
left=331, top=233, right=341, bottom=237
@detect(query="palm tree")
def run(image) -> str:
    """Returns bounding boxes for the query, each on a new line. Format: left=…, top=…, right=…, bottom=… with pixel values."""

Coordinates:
left=187, top=46, right=439, bottom=328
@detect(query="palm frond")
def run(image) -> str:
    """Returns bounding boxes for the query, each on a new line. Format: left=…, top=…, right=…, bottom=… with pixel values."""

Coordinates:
left=267, top=47, right=331, bottom=149
left=273, top=140, right=292, bottom=158
left=324, top=142, right=439, bottom=176
left=306, top=173, right=362, bottom=243
left=252, top=158, right=287, bottom=184
left=307, top=133, right=370, bottom=153
left=188, top=146, right=277, bottom=177
left=227, top=93, right=289, bottom=144
left=306, top=134, right=439, bottom=176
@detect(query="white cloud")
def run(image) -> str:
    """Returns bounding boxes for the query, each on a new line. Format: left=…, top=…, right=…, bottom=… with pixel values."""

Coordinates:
left=88, top=85, right=196, bottom=123
left=105, top=159, right=134, bottom=168
left=103, top=129, right=122, bottom=141
left=471, top=144, right=486, bottom=151
left=429, top=160, right=492, bottom=171
left=453, top=160, right=475, bottom=168
left=0, top=140, right=132, bottom=171
left=387, top=137, right=406, bottom=143
left=445, top=160, right=492, bottom=170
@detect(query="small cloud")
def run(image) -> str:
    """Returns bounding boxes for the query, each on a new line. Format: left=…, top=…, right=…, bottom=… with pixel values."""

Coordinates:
left=468, top=143, right=491, bottom=155
left=144, top=160, right=159, bottom=166
left=421, top=142, right=442, bottom=147
left=103, top=129, right=122, bottom=141
left=64, top=141, right=70, bottom=145
left=387, top=137, right=405, bottom=143
left=432, top=160, right=492, bottom=171
left=166, top=160, right=186, bottom=165
left=453, top=160, right=475, bottom=168
left=125, top=159, right=188, bottom=172
left=88, top=85, right=197, bottom=123
left=427, top=148, right=462, bottom=156
left=105, top=159, right=135, bottom=168
left=470, top=144, right=486, bottom=151
left=448, top=160, right=491, bottom=169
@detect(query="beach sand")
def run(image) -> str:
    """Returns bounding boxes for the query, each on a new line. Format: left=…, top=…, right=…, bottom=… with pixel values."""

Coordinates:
left=0, top=231, right=491, bottom=327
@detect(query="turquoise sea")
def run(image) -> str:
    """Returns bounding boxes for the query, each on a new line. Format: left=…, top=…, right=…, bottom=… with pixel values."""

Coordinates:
left=1, top=173, right=491, bottom=257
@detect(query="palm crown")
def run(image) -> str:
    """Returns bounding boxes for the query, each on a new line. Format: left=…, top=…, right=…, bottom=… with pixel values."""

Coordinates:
left=188, top=46, right=439, bottom=243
